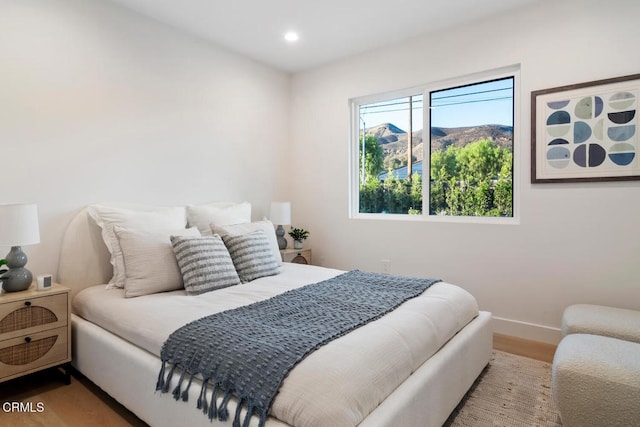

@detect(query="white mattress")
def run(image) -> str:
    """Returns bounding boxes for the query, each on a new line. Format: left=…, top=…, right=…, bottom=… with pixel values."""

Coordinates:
left=72, top=263, right=479, bottom=427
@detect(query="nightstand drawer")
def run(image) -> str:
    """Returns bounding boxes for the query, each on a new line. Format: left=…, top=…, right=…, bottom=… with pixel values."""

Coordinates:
left=0, top=326, right=69, bottom=381
left=281, top=248, right=312, bottom=264
left=0, top=293, right=68, bottom=340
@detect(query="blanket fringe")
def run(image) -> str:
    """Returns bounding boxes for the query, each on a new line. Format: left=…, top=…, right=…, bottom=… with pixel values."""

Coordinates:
left=172, top=367, right=187, bottom=400
left=209, top=384, right=220, bottom=420
left=258, top=410, right=267, bottom=427
left=161, top=364, right=176, bottom=393
left=218, top=389, right=232, bottom=421
left=242, top=401, right=254, bottom=427
left=181, top=374, right=194, bottom=402
left=232, top=397, right=244, bottom=427
left=207, top=383, right=221, bottom=421
left=197, top=379, right=208, bottom=411
left=208, top=395, right=216, bottom=421
left=158, top=367, right=265, bottom=426
left=155, top=361, right=166, bottom=391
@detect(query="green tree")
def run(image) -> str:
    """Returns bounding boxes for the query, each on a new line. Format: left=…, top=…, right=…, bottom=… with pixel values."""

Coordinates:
left=360, top=138, right=512, bottom=217
left=359, top=171, right=422, bottom=215
left=410, top=173, right=422, bottom=214
left=430, top=139, right=512, bottom=217
left=456, top=139, right=504, bottom=182
left=359, top=135, right=384, bottom=182
left=359, top=178, right=383, bottom=213
left=430, top=146, right=458, bottom=180
left=473, top=180, right=493, bottom=215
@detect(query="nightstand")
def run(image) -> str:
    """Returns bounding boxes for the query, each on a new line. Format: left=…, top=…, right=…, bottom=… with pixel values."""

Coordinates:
left=281, top=248, right=312, bottom=265
left=0, top=283, right=71, bottom=384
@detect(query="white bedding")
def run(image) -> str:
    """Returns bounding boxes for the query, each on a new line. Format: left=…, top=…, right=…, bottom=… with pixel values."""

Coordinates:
left=72, top=263, right=479, bottom=427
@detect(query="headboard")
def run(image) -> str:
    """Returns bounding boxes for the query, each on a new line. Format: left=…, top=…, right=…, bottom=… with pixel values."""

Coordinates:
left=57, top=208, right=112, bottom=301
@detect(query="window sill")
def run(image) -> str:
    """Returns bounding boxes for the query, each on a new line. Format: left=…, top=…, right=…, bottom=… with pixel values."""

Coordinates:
left=350, top=212, right=520, bottom=225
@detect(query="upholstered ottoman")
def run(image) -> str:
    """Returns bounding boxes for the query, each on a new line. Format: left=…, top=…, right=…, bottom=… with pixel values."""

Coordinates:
left=562, top=303, right=640, bottom=343
left=552, top=333, right=640, bottom=427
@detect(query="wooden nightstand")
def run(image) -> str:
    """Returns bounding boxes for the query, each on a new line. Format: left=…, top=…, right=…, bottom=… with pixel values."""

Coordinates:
left=0, top=283, right=71, bottom=384
left=281, top=248, right=312, bottom=265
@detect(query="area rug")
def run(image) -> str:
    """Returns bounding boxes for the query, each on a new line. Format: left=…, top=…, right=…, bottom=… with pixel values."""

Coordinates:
left=444, top=350, right=562, bottom=426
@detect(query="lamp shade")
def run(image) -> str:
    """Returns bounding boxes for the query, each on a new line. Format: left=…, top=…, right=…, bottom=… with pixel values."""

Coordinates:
left=270, top=202, right=291, bottom=225
left=0, top=203, right=40, bottom=246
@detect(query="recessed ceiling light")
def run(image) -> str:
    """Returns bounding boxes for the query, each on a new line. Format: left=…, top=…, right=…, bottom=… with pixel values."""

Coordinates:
left=284, top=31, right=299, bottom=42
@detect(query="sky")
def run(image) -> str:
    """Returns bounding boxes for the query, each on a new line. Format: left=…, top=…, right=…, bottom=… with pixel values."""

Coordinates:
left=360, top=77, right=514, bottom=131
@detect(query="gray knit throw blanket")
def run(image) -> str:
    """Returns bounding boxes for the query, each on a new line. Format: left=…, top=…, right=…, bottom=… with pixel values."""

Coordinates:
left=156, top=270, right=440, bottom=427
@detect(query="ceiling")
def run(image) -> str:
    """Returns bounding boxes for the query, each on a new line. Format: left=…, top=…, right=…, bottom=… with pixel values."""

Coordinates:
left=109, top=0, right=542, bottom=73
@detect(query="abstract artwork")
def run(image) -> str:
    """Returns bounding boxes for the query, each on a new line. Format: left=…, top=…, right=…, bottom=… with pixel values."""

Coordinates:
left=532, top=74, right=640, bottom=183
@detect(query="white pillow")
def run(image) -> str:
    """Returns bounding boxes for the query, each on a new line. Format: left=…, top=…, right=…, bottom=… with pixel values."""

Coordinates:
left=115, top=227, right=200, bottom=298
left=87, top=204, right=187, bottom=288
left=212, top=220, right=283, bottom=265
left=186, top=202, right=251, bottom=235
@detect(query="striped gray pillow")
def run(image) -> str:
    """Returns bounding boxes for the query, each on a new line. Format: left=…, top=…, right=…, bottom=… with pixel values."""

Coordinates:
left=222, top=229, right=281, bottom=283
left=171, top=235, right=241, bottom=295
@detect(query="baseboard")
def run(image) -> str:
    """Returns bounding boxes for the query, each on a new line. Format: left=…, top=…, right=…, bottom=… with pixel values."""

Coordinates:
left=492, top=316, right=561, bottom=345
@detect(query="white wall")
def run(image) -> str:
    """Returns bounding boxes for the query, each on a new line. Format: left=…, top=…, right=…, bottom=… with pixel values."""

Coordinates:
left=0, top=1, right=290, bottom=278
left=290, top=0, right=640, bottom=343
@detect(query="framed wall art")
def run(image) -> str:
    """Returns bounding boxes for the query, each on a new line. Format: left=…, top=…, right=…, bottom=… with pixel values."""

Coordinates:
left=531, top=73, right=640, bottom=183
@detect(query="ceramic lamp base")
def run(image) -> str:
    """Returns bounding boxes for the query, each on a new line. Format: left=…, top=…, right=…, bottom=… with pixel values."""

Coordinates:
left=276, top=225, right=287, bottom=250
left=2, top=246, right=33, bottom=292
left=2, top=268, right=33, bottom=292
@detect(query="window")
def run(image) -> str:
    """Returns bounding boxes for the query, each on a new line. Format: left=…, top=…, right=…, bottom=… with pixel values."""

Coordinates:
left=357, top=94, right=424, bottom=214
left=350, top=67, right=517, bottom=221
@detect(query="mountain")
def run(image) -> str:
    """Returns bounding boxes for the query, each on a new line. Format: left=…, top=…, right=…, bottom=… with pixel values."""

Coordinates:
left=430, top=124, right=513, bottom=152
left=365, top=123, right=407, bottom=144
left=364, top=123, right=513, bottom=168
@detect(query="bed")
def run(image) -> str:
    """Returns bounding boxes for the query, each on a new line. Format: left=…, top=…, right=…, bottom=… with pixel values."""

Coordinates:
left=57, top=205, right=492, bottom=427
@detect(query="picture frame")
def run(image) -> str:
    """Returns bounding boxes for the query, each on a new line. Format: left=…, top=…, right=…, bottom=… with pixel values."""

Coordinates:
left=531, top=73, right=640, bottom=183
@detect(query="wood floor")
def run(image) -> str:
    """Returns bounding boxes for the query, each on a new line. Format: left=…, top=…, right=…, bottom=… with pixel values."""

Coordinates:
left=0, top=334, right=556, bottom=427
left=493, top=332, right=557, bottom=363
left=0, top=367, right=146, bottom=427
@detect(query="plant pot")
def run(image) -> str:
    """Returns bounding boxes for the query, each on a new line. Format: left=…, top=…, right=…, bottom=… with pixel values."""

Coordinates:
left=293, top=240, right=303, bottom=249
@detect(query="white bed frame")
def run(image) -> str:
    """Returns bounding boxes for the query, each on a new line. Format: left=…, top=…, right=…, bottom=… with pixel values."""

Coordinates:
left=58, top=209, right=493, bottom=427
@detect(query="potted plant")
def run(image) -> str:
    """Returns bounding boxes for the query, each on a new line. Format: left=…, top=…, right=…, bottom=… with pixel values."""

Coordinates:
left=288, top=227, right=309, bottom=249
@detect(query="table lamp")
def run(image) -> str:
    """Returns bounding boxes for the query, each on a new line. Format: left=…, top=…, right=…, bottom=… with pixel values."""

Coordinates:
left=0, top=203, right=40, bottom=292
left=270, top=202, right=291, bottom=250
